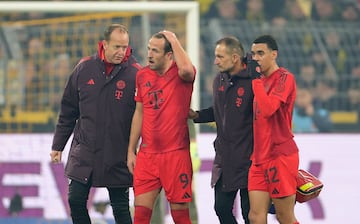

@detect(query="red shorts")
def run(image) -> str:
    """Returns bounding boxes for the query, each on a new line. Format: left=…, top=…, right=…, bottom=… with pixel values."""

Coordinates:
left=133, top=149, right=193, bottom=203
left=248, top=152, right=299, bottom=198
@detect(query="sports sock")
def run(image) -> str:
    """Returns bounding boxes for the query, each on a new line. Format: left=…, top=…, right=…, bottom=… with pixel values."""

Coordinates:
left=171, top=208, right=191, bottom=224
left=134, top=206, right=152, bottom=224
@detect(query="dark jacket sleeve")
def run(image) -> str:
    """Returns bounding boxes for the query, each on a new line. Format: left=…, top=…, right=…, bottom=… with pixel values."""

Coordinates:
left=194, top=106, right=215, bottom=123
left=52, top=65, right=81, bottom=151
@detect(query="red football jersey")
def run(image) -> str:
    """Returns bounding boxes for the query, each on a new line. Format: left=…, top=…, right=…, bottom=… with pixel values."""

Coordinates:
left=135, top=62, right=195, bottom=153
left=252, top=67, right=299, bottom=165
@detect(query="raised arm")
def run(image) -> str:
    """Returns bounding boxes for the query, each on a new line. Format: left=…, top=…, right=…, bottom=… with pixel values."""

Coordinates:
left=160, top=30, right=195, bottom=82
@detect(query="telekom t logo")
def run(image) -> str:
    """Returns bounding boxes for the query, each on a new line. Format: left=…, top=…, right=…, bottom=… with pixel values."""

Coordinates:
left=148, top=90, right=163, bottom=109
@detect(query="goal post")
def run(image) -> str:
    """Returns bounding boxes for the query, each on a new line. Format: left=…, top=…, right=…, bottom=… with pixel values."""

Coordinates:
left=0, top=1, right=200, bottom=130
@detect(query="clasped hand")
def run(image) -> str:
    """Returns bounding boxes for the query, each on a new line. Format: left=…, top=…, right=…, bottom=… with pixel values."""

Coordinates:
left=243, top=53, right=261, bottom=79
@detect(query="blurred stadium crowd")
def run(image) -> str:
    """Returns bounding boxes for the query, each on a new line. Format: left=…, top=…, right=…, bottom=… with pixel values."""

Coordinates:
left=0, top=0, right=359, bottom=133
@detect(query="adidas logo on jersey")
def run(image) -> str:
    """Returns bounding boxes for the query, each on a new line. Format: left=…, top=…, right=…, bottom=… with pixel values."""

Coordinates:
left=182, top=192, right=191, bottom=199
left=272, top=188, right=279, bottom=195
left=87, top=79, right=95, bottom=85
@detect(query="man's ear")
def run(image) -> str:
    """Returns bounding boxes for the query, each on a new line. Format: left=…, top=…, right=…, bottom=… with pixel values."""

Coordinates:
left=272, top=50, right=278, bottom=59
left=102, top=40, right=107, bottom=50
left=167, top=51, right=174, bottom=60
left=232, top=53, right=240, bottom=63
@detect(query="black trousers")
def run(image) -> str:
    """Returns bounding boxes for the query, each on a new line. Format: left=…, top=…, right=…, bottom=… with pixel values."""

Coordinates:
left=68, top=178, right=132, bottom=224
left=214, top=177, right=250, bottom=224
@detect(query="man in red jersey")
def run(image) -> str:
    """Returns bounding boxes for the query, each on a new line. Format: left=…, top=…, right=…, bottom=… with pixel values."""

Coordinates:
left=127, top=30, right=196, bottom=224
left=247, top=35, right=300, bottom=224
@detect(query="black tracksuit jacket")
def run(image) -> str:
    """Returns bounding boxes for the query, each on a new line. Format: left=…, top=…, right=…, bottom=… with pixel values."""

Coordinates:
left=52, top=46, right=141, bottom=187
left=195, top=70, right=254, bottom=191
